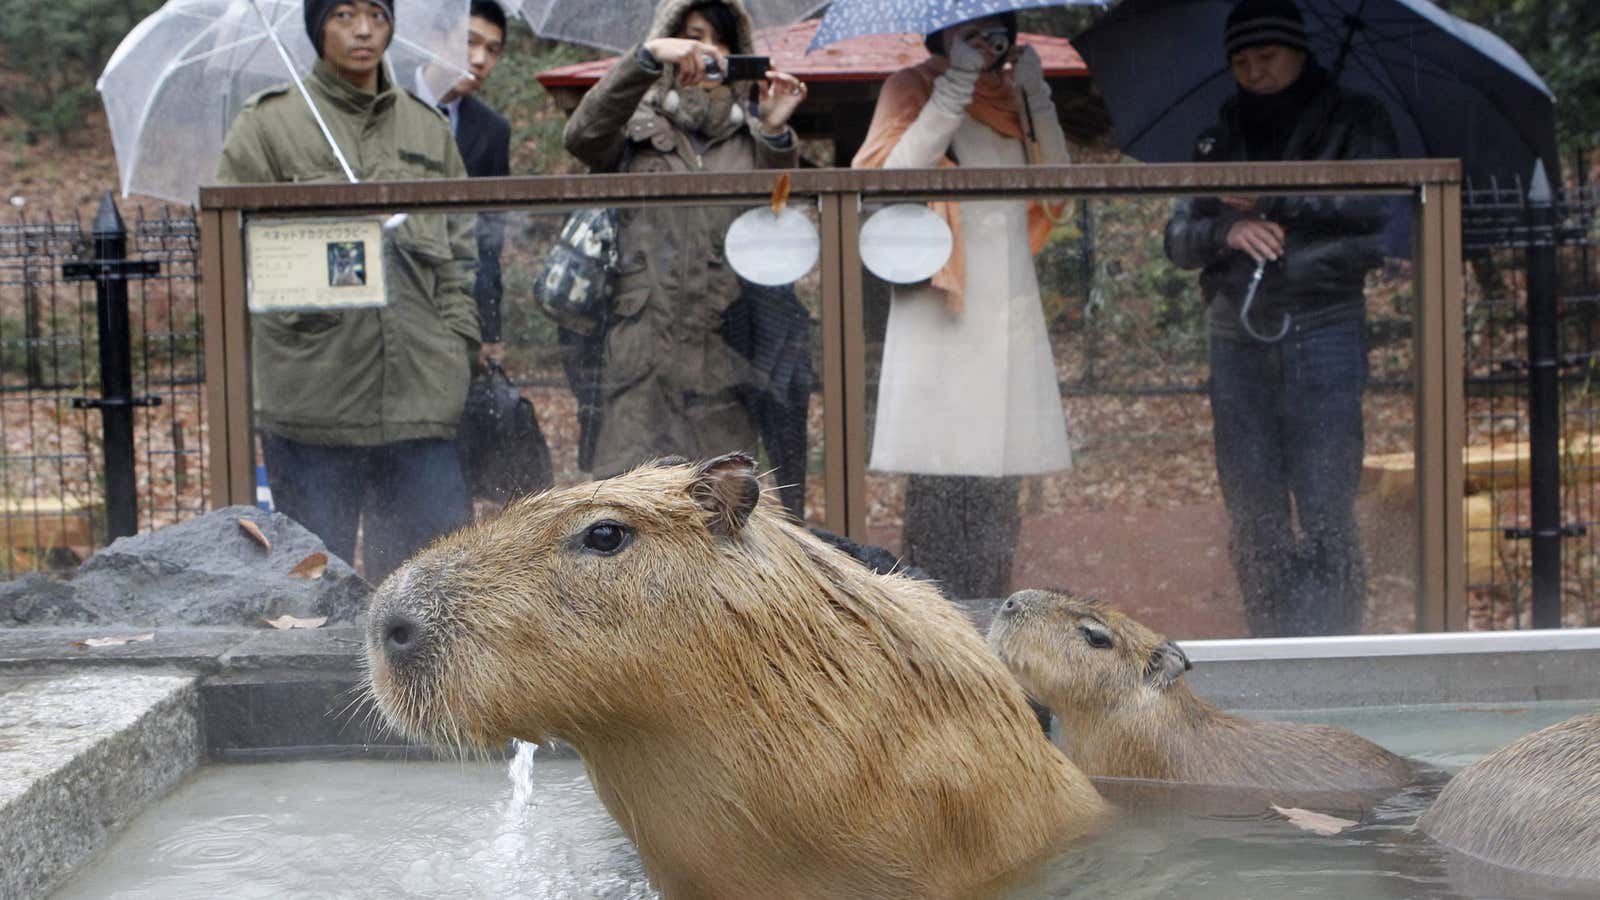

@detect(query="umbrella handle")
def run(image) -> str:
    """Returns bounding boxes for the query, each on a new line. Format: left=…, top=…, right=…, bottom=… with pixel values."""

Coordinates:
left=245, top=0, right=358, bottom=185
left=1239, top=260, right=1291, bottom=343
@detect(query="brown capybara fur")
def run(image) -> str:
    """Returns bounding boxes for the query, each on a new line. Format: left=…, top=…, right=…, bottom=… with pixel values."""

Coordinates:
left=364, top=454, right=1106, bottom=899
left=1419, top=711, right=1600, bottom=882
left=986, top=589, right=1414, bottom=792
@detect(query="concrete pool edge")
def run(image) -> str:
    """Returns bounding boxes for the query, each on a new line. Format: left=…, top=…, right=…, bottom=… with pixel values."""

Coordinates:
left=2, top=621, right=1598, bottom=896
left=0, top=673, right=201, bottom=900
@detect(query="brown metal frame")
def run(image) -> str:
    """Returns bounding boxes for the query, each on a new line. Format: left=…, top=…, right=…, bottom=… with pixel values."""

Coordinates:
left=201, top=160, right=1465, bottom=629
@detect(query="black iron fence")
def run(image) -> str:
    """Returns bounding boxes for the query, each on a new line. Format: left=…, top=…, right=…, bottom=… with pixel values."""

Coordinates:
left=1, top=195, right=206, bottom=578
left=1462, top=174, right=1600, bottom=629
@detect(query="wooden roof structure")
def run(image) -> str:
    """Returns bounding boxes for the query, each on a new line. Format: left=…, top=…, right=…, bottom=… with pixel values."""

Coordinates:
left=536, top=20, right=1110, bottom=164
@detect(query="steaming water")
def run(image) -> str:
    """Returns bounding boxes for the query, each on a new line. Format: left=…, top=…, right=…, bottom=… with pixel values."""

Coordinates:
left=54, top=701, right=1596, bottom=899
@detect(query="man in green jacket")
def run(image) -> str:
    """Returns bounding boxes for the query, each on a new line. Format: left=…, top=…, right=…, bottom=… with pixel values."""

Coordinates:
left=214, top=0, right=480, bottom=583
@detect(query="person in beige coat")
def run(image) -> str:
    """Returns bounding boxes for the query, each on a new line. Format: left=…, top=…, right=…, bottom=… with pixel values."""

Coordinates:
left=562, top=0, right=806, bottom=478
left=854, top=13, right=1073, bottom=599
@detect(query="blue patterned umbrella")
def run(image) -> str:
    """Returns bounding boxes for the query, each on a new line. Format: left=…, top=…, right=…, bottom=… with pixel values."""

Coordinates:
left=808, top=0, right=1105, bottom=53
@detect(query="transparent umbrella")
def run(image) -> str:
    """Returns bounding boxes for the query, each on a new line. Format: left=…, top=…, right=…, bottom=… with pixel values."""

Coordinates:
left=507, top=0, right=828, bottom=53
left=99, top=0, right=471, bottom=205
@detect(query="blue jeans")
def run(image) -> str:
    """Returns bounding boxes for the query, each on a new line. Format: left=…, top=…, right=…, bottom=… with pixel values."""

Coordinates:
left=260, top=435, right=470, bottom=585
left=1208, top=318, right=1367, bottom=636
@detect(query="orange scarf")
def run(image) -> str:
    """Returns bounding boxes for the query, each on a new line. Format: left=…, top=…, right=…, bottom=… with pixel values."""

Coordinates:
left=852, top=57, right=1063, bottom=313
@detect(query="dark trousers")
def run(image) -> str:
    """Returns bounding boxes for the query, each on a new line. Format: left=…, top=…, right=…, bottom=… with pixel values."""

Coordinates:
left=903, top=474, right=1021, bottom=600
left=1208, top=318, right=1368, bottom=637
left=260, top=435, right=471, bottom=585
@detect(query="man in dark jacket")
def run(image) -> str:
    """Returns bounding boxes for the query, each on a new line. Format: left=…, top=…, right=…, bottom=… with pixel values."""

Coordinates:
left=418, top=0, right=512, bottom=365
left=1164, top=0, right=1399, bottom=637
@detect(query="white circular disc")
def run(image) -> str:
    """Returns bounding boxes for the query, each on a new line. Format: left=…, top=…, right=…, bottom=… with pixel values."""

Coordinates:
left=724, top=206, right=820, bottom=286
left=859, top=203, right=954, bottom=284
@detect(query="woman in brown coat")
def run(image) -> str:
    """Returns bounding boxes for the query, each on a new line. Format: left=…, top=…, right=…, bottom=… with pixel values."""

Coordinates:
left=562, top=0, right=806, bottom=477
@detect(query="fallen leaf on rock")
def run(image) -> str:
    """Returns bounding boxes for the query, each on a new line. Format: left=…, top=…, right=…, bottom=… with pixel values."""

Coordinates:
left=1272, top=804, right=1358, bottom=836
left=288, top=551, right=328, bottom=579
left=237, top=517, right=271, bottom=552
left=262, top=614, right=327, bottom=630
left=73, top=633, right=156, bottom=649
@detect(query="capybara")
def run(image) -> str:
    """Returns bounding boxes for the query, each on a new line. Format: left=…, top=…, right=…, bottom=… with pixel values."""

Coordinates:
left=365, top=454, right=1106, bottom=899
left=986, top=589, right=1414, bottom=792
left=1419, top=711, right=1600, bottom=883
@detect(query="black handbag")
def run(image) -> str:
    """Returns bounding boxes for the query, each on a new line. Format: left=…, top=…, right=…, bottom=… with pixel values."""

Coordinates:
left=534, top=206, right=619, bottom=336
left=457, top=359, right=553, bottom=503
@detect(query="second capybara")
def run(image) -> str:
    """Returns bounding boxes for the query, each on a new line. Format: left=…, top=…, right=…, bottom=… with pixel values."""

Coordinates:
left=365, top=454, right=1107, bottom=899
left=1419, top=710, right=1600, bottom=883
left=986, top=589, right=1414, bottom=792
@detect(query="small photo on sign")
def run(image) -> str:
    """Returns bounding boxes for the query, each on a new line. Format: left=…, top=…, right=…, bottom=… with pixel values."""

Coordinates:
left=326, top=241, right=367, bottom=287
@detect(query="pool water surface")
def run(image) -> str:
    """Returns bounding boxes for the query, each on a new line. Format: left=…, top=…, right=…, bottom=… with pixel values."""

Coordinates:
left=54, top=701, right=1597, bottom=899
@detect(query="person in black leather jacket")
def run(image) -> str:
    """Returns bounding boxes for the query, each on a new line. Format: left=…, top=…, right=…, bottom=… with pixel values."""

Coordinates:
left=1164, top=0, right=1399, bottom=637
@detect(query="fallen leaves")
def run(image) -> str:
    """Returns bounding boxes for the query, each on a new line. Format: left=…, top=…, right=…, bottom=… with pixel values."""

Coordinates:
left=262, top=614, right=327, bottom=630
left=1272, top=804, right=1358, bottom=836
left=73, top=633, right=155, bottom=649
left=287, top=551, right=327, bottom=579
left=237, top=517, right=271, bottom=552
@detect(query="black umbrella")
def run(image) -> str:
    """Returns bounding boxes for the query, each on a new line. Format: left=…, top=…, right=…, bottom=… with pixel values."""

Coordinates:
left=1075, top=0, right=1559, bottom=190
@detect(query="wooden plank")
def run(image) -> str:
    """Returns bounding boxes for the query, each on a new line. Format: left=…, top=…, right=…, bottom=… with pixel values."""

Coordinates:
left=199, top=160, right=1463, bottom=213
left=819, top=194, right=847, bottom=536
left=1440, top=181, right=1467, bottom=631
left=221, top=209, right=255, bottom=507
left=1415, top=181, right=1448, bottom=632
left=199, top=209, right=231, bottom=511
left=839, top=195, right=867, bottom=541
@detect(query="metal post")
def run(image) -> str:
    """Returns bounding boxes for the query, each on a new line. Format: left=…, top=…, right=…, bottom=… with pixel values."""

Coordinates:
left=1525, top=163, right=1562, bottom=628
left=63, top=192, right=161, bottom=541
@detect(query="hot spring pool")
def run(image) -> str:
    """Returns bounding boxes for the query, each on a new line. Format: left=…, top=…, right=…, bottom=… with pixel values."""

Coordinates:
left=52, top=700, right=1597, bottom=899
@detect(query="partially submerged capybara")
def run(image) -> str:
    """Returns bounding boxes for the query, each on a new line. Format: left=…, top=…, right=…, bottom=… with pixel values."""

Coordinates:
left=1419, top=711, right=1600, bottom=883
left=364, top=454, right=1106, bottom=898
left=986, top=589, right=1414, bottom=792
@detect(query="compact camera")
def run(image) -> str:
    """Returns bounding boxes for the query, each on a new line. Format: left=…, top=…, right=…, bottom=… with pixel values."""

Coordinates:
left=701, top=54, right=772, bottom=82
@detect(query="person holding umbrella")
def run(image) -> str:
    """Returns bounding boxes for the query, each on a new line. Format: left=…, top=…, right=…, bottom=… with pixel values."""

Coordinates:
left=1164, top=0, right=1399, bottom=637
left=852, top=12, right=1074, bottom=600
left=214, top=0, right=481, bottom=583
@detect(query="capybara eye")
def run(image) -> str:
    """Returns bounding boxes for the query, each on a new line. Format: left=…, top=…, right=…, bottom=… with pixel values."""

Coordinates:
left=582, top=520, right=632, bottom=555
left=1079, top=626, right=1113, bottom=649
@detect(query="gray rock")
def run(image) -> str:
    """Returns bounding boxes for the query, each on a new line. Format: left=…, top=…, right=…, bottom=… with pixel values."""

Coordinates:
left=0, top=574, right=92, bottom=625
left=14, top=506, right=370, bottom=628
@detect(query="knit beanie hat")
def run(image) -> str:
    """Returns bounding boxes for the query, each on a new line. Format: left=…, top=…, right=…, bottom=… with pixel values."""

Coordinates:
left=1224, top=0, right=1307, bottom=56
left=305, top=0, right=396, bottom=56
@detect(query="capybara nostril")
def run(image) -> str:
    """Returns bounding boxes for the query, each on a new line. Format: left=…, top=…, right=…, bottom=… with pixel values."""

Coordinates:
left=381, top=611, right=424, bottom=664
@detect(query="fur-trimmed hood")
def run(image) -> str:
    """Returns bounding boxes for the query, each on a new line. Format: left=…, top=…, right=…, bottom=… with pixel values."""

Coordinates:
left=646, top=0, right=756, bottom=54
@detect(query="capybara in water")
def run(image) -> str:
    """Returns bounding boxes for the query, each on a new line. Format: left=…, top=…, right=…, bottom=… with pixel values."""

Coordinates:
left=986, top=589, right=1413, bottom=792
left=1419, top=711, right=1600, bottom=883
left=365, top=454, right=1106, bottom=899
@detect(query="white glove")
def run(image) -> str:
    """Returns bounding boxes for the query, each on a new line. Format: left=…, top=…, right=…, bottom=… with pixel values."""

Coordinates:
left=928, top=66, right=979, bottom=117
left=1013, top=45, right=1047, bottom=99
left=946, top=32, right=986, bottom=73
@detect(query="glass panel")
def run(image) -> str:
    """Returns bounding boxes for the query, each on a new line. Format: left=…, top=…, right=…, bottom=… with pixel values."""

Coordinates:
left=244, top=198, right=827, bottom=584
left=857, top=190, right=1418, bottom=639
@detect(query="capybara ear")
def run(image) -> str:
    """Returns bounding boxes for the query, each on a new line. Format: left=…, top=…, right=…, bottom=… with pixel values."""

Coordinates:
left=691, top=452, right=761, bottom=537
left=1143, top=641, right=1192, bottom=689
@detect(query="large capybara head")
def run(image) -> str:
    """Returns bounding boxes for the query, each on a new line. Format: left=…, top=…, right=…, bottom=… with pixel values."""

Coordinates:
left=365, top=453, right=781, bottom=749
left=987, top=588, right=1192, bottom=715
left=365, top=455, right=1105, bottom=898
